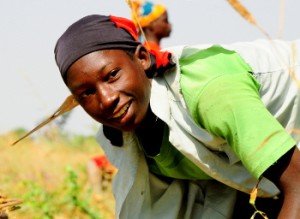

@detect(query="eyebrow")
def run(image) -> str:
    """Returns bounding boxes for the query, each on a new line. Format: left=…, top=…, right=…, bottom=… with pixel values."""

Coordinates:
left=69, top=61, right=112, bottom=91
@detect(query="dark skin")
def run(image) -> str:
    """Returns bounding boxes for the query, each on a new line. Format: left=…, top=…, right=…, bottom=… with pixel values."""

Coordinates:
left=66, top=45, right=152, bottom=132
left=276, top=147, right=300, bottom=218
left=66, top=45, right=300, bottom=218
left=142, top=11, right=172, bottom=46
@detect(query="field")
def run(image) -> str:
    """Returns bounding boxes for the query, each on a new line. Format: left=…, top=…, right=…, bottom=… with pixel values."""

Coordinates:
left=0, top=129, right=115, bottom=219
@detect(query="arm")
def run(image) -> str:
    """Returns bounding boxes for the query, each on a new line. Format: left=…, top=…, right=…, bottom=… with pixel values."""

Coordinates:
left=195, top=73, right=296, bottom=179
left=179, top=47, right=299, bottom=216
left=193, top=73, right=297, bottom=216
left=264, top=147, right=300, bottom=218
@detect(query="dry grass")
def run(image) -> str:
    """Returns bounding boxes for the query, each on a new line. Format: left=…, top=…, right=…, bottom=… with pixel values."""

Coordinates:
left=11, top=95, right=79, bottom=146
left=227, top=0, right=271, bottom=40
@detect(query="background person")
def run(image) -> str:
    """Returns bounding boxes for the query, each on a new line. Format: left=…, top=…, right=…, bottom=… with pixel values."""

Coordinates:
left=130, top=0, right=172, bottom=51
left=86, top=155, right=116, bottom=195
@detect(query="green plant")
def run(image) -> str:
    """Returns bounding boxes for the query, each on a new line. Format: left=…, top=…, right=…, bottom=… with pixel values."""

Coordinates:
left=21, top=181, right=57, bottom=219
left=61, top=166, right=102, bottom=219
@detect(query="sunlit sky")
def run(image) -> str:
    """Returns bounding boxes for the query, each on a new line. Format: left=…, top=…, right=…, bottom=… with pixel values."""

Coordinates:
left=1, top=0, right=299, bottom=136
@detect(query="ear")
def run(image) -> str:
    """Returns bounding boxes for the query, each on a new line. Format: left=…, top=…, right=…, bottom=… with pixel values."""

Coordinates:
left=134, top=44, right=151, bottom=71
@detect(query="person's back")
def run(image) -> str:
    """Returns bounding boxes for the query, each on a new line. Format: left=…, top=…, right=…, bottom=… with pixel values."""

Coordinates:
left=130, top=0, right=171, bottom=51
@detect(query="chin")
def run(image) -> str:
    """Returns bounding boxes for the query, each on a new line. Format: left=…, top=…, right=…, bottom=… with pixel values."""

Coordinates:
left=111, top=120, right=139, bottom=132
left=120, top=123, right=140, bottom=132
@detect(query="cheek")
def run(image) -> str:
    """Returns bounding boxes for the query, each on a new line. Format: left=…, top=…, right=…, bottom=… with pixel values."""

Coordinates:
left=124, top=64, right=151, bottom=99
left=77, top=98, right=99, bottom=119
left=133, top=74, right=151, bottom=102
left=138, top=80, right=152, bottom=111
left=164, top=25, right=171, bottom=33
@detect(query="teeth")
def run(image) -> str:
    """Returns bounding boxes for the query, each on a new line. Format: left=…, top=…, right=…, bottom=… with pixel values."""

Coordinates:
left=113, top=103, right=129, bottom=118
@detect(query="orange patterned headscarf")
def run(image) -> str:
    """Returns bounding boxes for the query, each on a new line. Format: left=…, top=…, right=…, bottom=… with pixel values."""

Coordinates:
left=130, top=0, right=166, bottom=28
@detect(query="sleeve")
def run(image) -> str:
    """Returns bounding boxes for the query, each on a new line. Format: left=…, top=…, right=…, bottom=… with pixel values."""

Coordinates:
left=196, top=73, right=296, bottom=179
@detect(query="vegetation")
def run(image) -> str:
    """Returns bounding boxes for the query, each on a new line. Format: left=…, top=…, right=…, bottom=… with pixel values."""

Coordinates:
left=0, top=128, right=115, bottom=219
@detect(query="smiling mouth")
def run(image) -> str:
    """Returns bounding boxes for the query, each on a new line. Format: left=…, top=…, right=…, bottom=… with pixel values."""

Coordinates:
left=112, top=102, right=130, bottom=119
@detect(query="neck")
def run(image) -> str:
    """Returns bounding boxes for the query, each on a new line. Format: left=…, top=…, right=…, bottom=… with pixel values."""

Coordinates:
left=135, top=108, right=164, bottom=156
left=144, top=31, right=161, bottom=46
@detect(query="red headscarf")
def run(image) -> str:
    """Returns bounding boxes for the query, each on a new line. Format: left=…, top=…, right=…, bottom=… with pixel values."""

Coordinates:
left=110, top=15, right=175, bottom=77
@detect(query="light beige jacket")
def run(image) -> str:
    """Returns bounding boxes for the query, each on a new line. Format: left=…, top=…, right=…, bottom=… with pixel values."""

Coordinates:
left=97, top=39, right=300, bottom=219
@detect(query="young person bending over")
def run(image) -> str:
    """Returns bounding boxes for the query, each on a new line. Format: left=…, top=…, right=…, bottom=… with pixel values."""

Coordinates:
left=54, top=14, right=300, bottom=219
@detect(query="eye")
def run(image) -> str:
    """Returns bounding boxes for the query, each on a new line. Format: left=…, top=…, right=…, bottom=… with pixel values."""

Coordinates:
left=78, top=88, right=95, bottom=100
left=106, top=68, right=120, bottom=82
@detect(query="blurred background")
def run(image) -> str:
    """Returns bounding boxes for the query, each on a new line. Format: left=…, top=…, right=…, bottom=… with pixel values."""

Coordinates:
left=1, top=1, right=300, bottom=218
left=1, top=0, right=300, bottom=136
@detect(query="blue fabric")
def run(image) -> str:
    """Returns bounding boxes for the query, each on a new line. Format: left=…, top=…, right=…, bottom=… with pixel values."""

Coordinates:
left=142, top=2, right=154, bottom=16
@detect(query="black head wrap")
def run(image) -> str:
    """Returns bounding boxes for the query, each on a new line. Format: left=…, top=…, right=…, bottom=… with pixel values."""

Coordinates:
left=54, top=14, right=141, bottom=82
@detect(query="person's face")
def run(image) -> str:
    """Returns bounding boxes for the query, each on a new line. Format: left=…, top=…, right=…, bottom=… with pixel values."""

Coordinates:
left=66, top=46, right=152, bottom=132
left=151, top=11, right=172, bottom=38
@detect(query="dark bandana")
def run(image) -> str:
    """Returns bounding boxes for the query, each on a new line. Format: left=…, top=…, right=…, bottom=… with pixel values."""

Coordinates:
left=54, top=14, right=141, bottom=81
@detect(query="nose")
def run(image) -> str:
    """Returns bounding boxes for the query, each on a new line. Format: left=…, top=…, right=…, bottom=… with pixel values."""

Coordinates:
left=96, top=83, right=119, bottom=111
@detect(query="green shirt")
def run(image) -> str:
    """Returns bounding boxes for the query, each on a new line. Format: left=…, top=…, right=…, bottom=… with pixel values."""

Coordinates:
left=146, top=45, right=295, bottom=180
left=146, top=126, right=211, bottom=180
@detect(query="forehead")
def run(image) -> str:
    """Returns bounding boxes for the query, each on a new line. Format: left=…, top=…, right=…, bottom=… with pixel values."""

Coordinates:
left=66, top=49, right=133, bottom=83
left=72, top=49, right=130, bottom=68
left=83, top=49, right=129, bottom=61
